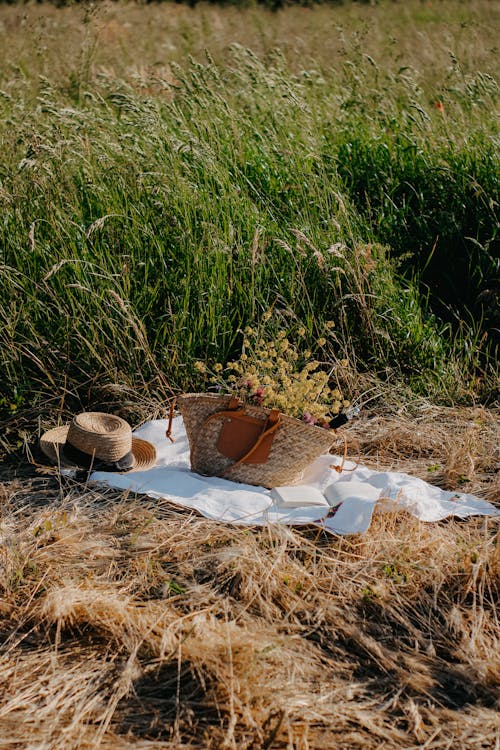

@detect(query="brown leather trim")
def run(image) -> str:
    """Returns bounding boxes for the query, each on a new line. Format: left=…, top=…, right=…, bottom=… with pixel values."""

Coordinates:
left=217, top=413, right=265, bottom=462
left=196, top=403, right=282, bottom=473
left=219, top=409, right=281, bottom=473
left=228, top=396, right=242, bottom=410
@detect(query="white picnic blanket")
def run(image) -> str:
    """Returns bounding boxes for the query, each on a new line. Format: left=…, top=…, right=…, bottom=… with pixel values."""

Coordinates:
left=90, top=417, right=500, bottom=535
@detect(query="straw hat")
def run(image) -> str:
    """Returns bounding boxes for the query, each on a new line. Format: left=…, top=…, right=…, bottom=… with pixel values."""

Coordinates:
left=39, top=412, right=157, bottom=473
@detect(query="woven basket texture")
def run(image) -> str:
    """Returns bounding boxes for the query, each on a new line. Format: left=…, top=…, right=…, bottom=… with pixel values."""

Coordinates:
left=178, top=393, right=334, bottom=488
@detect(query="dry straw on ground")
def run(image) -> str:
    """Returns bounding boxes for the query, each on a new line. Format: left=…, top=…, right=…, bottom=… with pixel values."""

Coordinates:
left=0, top=406, right=498, bottom=748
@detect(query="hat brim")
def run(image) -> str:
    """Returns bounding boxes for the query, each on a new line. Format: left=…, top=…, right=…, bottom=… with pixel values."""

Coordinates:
left=39, top=425, right=157, bottom=473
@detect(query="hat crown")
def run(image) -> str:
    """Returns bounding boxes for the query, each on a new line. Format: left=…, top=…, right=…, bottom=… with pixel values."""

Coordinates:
left=67, top=412, right=132, bottom=461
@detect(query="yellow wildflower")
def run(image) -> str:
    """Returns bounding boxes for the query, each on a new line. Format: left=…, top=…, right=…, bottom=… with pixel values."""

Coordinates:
left=207, top=327, right=349, bottom=422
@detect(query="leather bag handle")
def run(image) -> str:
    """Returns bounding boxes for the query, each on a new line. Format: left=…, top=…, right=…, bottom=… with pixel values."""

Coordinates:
left=165, top=396, right=241, bottom=443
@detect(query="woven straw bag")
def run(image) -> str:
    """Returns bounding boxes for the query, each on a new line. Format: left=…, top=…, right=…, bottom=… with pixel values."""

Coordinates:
left=177, top=393, right=335, bottom=488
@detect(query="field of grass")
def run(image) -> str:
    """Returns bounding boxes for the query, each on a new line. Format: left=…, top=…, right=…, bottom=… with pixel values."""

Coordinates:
left=0, top=1, right=499, bottom=748
left=0, top=0, right=499, bottom=414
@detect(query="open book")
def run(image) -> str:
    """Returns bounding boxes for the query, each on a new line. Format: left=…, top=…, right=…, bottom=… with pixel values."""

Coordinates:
left=271, top=480, right=381, bottom=509
left=270, top=485, right=329, bottom=508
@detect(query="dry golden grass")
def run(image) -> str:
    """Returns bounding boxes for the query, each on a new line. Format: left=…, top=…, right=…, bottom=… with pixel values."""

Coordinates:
left=1, top=405, right=499, bottom=748
left=345, top=404, right=500, bottom=501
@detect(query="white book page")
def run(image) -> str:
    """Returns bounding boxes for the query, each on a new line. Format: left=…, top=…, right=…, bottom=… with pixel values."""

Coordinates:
left=271, top=485, right=330, bottom=508
left=324, top=480, right=382, bottom=506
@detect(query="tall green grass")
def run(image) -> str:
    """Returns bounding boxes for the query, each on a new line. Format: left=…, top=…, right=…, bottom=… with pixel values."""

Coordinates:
left=333, top=57, right=498, bottom=332
left=0, top=42, right=497, bottom=414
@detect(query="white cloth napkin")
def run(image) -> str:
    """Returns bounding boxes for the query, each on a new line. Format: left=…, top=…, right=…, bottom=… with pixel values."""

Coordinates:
left=89, top=417, right=500, bottom=535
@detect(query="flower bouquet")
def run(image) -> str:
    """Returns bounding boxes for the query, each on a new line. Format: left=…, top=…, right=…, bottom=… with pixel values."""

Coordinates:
left=178, top=324, right=352, bottom=488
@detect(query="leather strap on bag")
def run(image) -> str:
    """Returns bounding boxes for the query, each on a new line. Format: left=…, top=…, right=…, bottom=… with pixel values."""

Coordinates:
left=166, top=400, right=176, bottom=442
left=196, top=403, right=281, bottom=475
left=221, top=409, right=281, bottom=474
left=164, top=396, right=240, bottom=444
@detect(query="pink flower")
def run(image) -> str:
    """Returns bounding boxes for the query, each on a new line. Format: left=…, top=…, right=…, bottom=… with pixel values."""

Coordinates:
left=302, top=412, right=316, bottom=424
left=252, top=387, right=265, bottom=406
